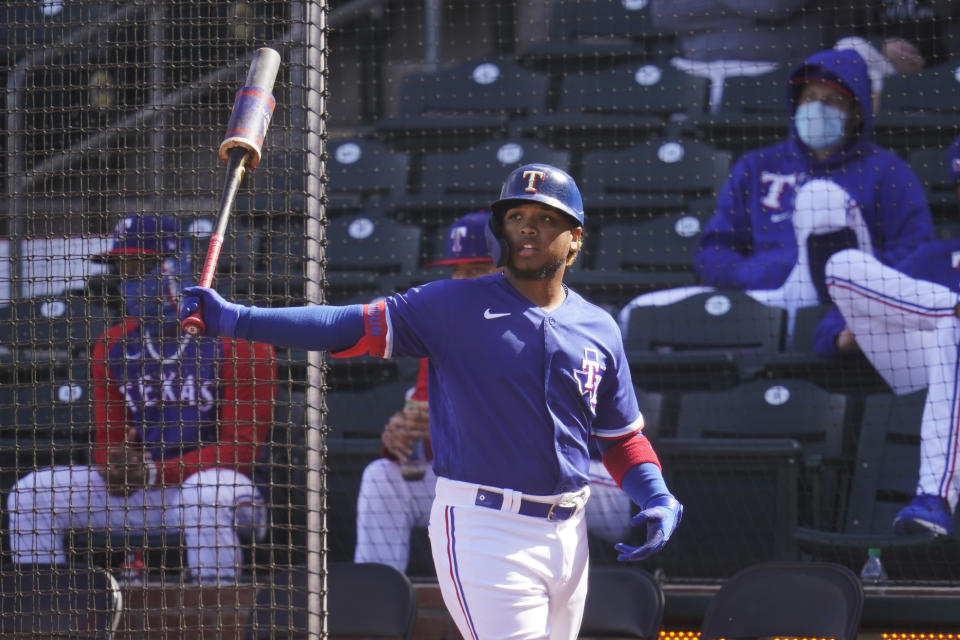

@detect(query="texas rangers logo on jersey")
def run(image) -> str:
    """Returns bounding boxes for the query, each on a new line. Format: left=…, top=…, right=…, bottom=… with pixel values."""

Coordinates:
left=522, top=170, right=546, bottom=193
left=573, top=347, right=604, bottom=411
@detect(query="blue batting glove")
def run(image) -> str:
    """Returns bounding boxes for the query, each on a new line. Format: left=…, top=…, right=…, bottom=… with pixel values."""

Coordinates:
left=615, top=494, right=683, bottom=563
left=180, top=286, right=242, bottom=338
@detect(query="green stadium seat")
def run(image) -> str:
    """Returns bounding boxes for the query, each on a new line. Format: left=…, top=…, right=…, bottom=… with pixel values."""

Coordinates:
left=578, top=139, right=731, bottom=222
left=520, top=62, right=709, bottom=149
left=675, top=378, right=852, bottom=528
left=247, top=563, right=418, bottom=640
left=580, top=566, right=665, bottom=639
left=692, top=66, right=793, bottom=153
left=873, top=59, right=960, bottom=153
left=373, top=57, right=550, bottom=152
left=699, top=561, right=863, bottom=640
left=396, top=138, right=571, bottom=225
left=908, top=145, right=958, bottom=221
left=623, top=289, right=786, bottom=391
left=793, top=390, right=960, bottom=581
left=519, top=0, right=676, bottom=73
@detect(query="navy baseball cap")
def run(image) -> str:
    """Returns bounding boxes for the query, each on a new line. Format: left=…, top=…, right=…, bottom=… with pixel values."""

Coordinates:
left=426, top=211, right=493, bottom=267
left=949, top=135, right=960, bottom=182
left=93, top=215, right=181, bottom=263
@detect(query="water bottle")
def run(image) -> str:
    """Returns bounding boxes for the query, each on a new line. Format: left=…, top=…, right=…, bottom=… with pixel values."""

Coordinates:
left=401, top=437, right=428, bottom=481
left=400, top=399, right=429, bottom=481
left=859, top=547, right=888, bottom=585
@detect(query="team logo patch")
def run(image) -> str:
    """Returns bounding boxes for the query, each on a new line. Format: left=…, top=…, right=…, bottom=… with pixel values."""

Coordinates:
left=522, top=170, right=546, bottom=193
left=574, top=347, right=604, bottom=410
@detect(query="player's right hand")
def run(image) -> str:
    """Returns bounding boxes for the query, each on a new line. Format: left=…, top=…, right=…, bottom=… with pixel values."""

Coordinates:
left=180, top=286, right=242, bottom=337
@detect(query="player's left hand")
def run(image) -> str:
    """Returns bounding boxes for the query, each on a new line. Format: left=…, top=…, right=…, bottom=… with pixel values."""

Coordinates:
left=615, top=494, right=683, bottom=562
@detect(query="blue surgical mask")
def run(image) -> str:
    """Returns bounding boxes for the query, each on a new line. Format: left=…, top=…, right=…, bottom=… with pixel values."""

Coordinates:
left=795, top=101, right=848, bottom=151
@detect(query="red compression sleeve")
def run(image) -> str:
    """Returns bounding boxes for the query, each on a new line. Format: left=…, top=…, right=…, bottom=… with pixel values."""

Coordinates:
left=601, top=432, right=661, bottom=488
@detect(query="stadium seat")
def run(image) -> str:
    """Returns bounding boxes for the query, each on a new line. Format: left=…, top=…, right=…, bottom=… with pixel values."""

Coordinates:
left=374, top=57, right=550, bottom=152
left=873, top=59, right=960, bottom=153
left=578, top=139, right=731, bottom=222
left=793, top=390, right=960, bottom=580
left=579, top=566, right=664, bottom=639
left=326, top=139, right=411, bottom=214
left=520, top=62, right=709, bottom=149
left=908, top=145, right=958, bottom=221
left=675, top=378, right=851, bottom=527
left=258, top=212, right=423, bottom=303
left=396, top=138, right=571, bottom=225
left=699, top=561, right=863, bottom=640
left=0, top=566, right=122, bottom=639
left=0, top=360, right=91, bottom=451
left=247, top=562, right=418, bottom=640
left=0, top=296, right=111, bottom=362
left=520, top=0, right=675, bottom=73
left=759, top=303, right=891, bottom=393
left=692, top=66, right=793, bottom=153
left=623, top=289, right=786, bottom=390
left=565, top=208, right=710, bottom=307
left=650, top=437, right=802, bottom=579
left=241, top=140, right=410, bottom=218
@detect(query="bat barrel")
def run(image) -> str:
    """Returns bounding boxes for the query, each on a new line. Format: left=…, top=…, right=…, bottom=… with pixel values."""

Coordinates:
left=218, top=47, right=281, bottom=168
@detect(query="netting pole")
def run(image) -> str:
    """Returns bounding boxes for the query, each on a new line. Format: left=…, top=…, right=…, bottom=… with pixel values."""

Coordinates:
left=303, top=0, right=329, bottom=638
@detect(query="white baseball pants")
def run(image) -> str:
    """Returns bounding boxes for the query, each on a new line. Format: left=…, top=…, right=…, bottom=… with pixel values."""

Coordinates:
left=7, top=465, right=266, bottom=583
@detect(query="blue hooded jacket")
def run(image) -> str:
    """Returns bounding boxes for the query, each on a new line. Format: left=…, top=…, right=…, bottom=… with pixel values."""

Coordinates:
left=693, top=49, right=935, bottom=356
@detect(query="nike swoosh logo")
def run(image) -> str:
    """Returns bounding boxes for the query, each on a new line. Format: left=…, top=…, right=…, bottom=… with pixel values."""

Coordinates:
left=770, top=212, right=792, bottom=223
left=484, top=309, right=511, bottom=319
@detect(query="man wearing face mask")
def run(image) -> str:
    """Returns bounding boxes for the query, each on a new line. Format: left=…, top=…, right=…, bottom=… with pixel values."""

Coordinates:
left=7, top=215, right=277, bottom=585
left=690, top=48, right=935, bottom=349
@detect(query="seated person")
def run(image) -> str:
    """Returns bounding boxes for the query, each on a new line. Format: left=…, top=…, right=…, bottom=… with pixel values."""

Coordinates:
left=619, top=48, right=935, bottom=351
left=7, top=215, right=276, bottom=584
left=354, top=211, right=633, bottom=572
left=821, top=137, right=960, bottom=536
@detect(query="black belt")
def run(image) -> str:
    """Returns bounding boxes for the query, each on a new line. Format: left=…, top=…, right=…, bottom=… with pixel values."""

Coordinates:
left=474, top=488, right=578, bottom=521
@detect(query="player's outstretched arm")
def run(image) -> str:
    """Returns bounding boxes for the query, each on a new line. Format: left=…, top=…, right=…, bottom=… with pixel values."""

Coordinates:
left=181, top=286, right=364, bottom=352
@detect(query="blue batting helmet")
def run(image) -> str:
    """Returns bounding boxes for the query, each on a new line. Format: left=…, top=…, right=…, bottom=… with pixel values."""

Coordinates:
left=490, top=163, right=584, bottom=227
left=486, top=164, right=584, bottom=267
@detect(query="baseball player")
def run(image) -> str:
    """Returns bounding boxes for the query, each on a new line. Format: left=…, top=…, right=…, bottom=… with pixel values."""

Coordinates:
left=821, top=137, right=960, bottom=536
left=182, top=164, right=682, bottom=639
left=7, top=215, right=277, bottom=584
left=618, top=48, right=935, bottom=346
left=355, top=211, right=634, bottom=572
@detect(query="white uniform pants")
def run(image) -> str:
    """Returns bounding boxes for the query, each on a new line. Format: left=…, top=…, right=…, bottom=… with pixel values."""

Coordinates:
left=7, top=465, right=266, bottom=583
left=355, top=459, right=630, bottom=572
left=826, top=249, right=960, bottom=508
left=428, top=477, right=590, bottom=640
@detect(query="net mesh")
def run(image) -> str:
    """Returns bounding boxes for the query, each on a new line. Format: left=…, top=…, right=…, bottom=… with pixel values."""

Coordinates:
left=1, top=0, right=959, bottom=636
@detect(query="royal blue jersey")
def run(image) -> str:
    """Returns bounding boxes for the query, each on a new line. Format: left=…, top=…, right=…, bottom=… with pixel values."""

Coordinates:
left=383, top=272, right=643, bottom=495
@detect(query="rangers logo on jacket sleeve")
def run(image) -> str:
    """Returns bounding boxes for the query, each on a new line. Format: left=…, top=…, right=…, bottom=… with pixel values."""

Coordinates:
left=574, top=347, right=604, bottom=410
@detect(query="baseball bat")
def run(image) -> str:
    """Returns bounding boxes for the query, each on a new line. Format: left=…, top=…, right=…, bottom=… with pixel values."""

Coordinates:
left=181, top=47, right=281, bottom=336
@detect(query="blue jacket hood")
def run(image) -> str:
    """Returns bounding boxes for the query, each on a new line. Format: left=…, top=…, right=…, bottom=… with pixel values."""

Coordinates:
left=787, top=49, right=873, bottom=154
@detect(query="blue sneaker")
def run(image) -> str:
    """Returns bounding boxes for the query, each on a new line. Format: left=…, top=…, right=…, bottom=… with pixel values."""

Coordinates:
left=893, top=494, right=954, bottom=536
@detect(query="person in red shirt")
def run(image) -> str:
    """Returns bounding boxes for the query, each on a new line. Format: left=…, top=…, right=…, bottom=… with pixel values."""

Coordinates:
left=7, top=214, right=276, bottom=584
